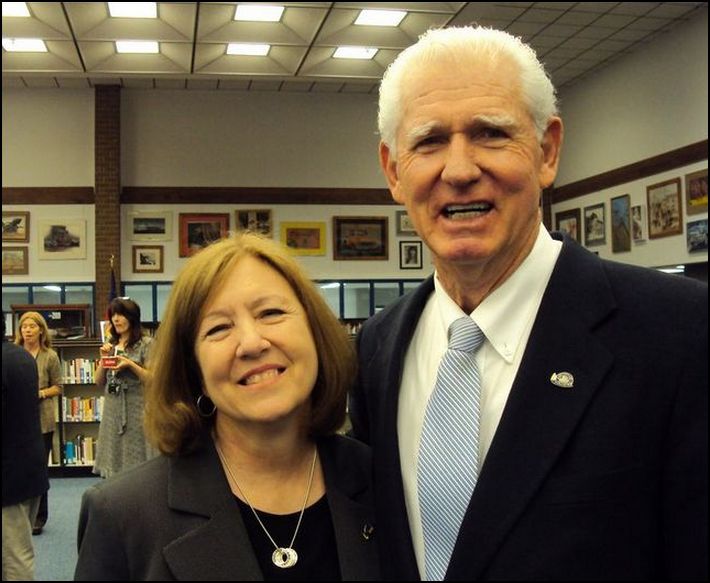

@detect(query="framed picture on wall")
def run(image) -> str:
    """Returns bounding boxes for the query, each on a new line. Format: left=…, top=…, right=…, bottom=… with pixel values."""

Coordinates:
left=333, top=216, right=389, bottom=260
left=399, top=240, right=422, bottom=269
left=647, top=178, right=682, bottom=239
left=179, top=213, right=229, bottom=257
left=280, top=222, right=326, bottom=256
left=129, top=211, right=172, bottom=241
left=555, top=208, right=581, bottom=243
left=583, top=203, right=605, bottom=247
left=631, top=204, right=647, bottom=242
left=132, top=245, right=164, bottom=273
left=37, top=219, right=86, bottom=260
left=610, top=194, right=631, bottom=253
left=236, top=209, right=273, bottom=238
left=686, top=218, right=708, bottom=253
left=395, top=210, right=417, bottom=235
left=2, top=211, right=30, bottom=243
left=684, top=169, right=708, bottom=216
left=2, top=246, right=28, bottom=275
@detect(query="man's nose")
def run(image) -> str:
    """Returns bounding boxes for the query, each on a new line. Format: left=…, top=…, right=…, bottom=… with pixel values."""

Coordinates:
left=440, top=136, right=482, bottom=187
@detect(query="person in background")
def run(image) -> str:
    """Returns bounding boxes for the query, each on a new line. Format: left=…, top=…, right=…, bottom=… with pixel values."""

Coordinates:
left=3, top=315, right=49, bottom=580
left=350, top=26, right=708, bottom=580
left=14, top=311, right=62, bottom=536
left=93, top=297, right=154, bottom=479
left=75, top=233, right=379, bottom=581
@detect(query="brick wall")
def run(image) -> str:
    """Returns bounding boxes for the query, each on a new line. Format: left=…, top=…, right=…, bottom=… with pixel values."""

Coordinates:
left=94, top=85, right=121, bottom=323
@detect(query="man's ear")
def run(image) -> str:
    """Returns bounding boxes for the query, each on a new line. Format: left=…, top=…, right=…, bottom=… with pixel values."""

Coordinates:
left=539, top=117, right=563, bottom=189
left=379, top=142, right=406, bottom=204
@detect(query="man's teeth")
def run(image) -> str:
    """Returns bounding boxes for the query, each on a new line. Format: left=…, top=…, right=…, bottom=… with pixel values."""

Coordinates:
left=444, top=203, right=492, bottom=219
left=243, top=369, right=280, bottom=385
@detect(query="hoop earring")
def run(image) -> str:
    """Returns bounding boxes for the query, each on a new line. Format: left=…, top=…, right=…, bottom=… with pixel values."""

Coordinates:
left=196, top=393, right=216, bottom=418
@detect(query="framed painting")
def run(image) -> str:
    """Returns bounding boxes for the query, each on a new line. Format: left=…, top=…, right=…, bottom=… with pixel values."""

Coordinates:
left=129, top=210, right=172, bottom=241
left=631, top=204, right=647, bottom=242
left=132, top=245, right=164, bottom=273
left=583, top=203, right=605, bottom=247
left=399, top=240, right=422, bottom=269
left=280, top=222, right=326, bottom=256
left=686, top=219, right=708, bottom=253
left=610, top=194, right=631, bottom=253
left=2, top=211, right=30, bottom=243
left=333, top=216, right=389, bottom=260
left=647, top=178, right=682, bottom=239
left=37, top=219, right=86, bottom=260
left=555, top=208, right=581, bottom=243
left=2, top=246, right=28, bottom=275
left=395, top=210, right=416, bottom=236
left=685, top=169, right=708, bottom=216
left=179, top=213, right=229, bottom=257
left=236, top=209, right=273, bottom=238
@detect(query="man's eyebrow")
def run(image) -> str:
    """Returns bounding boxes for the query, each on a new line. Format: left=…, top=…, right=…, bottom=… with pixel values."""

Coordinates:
left=405, top=121, right=442, bottom=145
left=405, top=114, right=518, bottom=146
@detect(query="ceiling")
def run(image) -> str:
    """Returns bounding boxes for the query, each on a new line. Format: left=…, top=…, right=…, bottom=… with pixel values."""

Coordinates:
left=2, top=2, right=707, bottom=93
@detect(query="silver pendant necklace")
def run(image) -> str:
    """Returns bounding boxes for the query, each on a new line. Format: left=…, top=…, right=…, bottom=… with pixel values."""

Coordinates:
left=215, top=439, right=318, bottom=569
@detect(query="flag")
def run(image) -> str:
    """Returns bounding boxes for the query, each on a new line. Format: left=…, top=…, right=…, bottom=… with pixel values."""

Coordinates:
left=106, top=255, right=117, bottom=319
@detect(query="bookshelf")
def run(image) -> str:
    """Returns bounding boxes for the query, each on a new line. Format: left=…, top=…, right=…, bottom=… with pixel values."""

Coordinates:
left=55, top=339, right=103, bottom=475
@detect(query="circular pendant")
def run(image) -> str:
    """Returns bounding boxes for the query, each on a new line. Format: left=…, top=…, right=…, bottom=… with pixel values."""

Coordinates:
left=272, top=547, right=298, bottom=569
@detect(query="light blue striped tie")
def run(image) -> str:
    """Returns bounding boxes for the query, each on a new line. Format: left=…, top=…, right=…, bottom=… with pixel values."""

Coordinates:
left=418, top=316, right=484, bottom=581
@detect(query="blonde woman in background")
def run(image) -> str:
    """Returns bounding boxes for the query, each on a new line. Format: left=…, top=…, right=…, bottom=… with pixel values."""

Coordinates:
left=15, top=311, right=62, bottom=536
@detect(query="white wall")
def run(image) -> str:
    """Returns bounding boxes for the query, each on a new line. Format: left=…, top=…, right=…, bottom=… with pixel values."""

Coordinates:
left=1, top=89, right=94, bottom=187
left=556, top=9, right=708, bottom=186
left=121, top=90, right=385, bottom=188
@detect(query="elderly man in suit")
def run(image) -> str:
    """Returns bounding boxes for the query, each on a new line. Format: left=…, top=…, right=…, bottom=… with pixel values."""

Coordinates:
left=350, top=26, right=707, bottom=581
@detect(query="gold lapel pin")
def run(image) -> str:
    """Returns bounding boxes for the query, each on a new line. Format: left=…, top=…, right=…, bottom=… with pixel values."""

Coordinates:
left=550, top=372, right=574, bottom=388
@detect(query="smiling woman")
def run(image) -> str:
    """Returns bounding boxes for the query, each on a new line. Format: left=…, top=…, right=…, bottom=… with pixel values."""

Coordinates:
left=74, top=232, right=381, bottom=581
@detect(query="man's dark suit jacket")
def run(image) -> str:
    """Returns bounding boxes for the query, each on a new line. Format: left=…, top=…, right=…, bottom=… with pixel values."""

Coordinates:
left=74, top=433, right=380, bottom=581
left=2, top=338, right=48, bottom=507
left=350, top=234, right=708, bottom=581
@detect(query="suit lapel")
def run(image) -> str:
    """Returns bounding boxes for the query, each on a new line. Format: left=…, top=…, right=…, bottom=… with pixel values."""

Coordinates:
left=162, top=439, right=263, bottom=581
left=448, top=239, right=617, bottom=579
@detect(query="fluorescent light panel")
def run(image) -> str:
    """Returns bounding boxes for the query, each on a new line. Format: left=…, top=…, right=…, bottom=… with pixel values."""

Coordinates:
left=227, top=43, right=271, bottom=56
left=108, top=2, right=157, bottom=18
left=115, top=40, right=159, bottom=54
left=2, top=38, right=47, bottom=52
left=2, top=2, right=30, bottom=17
left=234, top=4, right=284, bottom=22
left=333, top=46, right=378, bottom=60
left=355, top=9, right=406, bottom=27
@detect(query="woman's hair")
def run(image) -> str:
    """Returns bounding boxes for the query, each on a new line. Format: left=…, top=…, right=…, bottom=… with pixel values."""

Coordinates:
left=378, top=26, right=559, bottom=155
left=14, top=311, right=52, bottom=350
left=145, top=232, right=356, bottom=455
left=106, top=297, right=143, bottom=348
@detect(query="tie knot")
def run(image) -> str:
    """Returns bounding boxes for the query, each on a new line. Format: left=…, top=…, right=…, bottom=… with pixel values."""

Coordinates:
left=448, top=316, right=483, bottom=353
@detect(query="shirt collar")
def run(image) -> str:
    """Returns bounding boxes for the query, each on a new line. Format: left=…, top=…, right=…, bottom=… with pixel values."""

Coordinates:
left=434, top=225, right=561, bottom=362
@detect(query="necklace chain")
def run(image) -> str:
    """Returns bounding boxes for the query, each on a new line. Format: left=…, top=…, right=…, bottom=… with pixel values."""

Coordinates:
left=214, top=439, right=318, bottom=569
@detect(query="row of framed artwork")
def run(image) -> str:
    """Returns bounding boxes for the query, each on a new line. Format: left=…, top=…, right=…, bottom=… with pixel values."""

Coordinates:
left=2, top=210, right=425, bottom=275
left=555, top=170, right=708, bottom=254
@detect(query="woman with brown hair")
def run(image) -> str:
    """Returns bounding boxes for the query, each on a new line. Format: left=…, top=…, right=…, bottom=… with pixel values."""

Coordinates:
left=75, top=232, right=379, bottom=581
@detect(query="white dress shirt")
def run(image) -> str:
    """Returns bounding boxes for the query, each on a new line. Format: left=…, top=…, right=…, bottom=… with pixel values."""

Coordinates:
left=397, top=225, right=562, bottom=578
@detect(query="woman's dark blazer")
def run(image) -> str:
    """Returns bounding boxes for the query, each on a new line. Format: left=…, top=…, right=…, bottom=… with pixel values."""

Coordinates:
left=74, top=433, right=380, bottom=581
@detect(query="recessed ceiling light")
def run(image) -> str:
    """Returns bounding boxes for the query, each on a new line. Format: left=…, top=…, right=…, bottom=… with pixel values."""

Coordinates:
left=2, top=38, right=47, bottom=52
left=354, top=9, right=406, bottom=27
left=2, top=2, right=30, bottom=17
left=234, top=4, right=284, bottom=22
left=227, top=43, right=271, bottom=56
left=108, top=2, right=157, bottom=19
left=333, top=46, right=378, bottom=60
left=115, top=40, right=159, bottom=54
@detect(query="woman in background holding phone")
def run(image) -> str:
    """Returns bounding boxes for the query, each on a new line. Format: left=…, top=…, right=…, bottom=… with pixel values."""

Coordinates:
left=94, top=297, right=155, bottom=478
